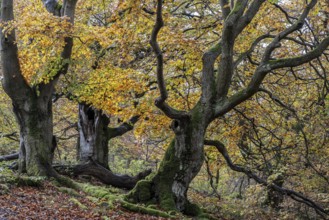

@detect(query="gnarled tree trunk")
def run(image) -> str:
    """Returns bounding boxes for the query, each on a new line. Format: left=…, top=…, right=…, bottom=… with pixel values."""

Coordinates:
left=77, top=103, right=110, bottom=168
left=77, top=103, right=140, bottom=169
left=127, top=0, right=214, bottom=214
left=0, top=0, right=77, bottom=176
left=129, top=0, right=329, bottom=217
left=128, top=104, right=208, bottom=215
left=13, top=96, right=55, bottom=176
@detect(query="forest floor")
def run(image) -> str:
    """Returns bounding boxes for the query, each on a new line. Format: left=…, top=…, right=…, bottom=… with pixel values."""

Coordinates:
left=0, top=180, right=170, bottom=220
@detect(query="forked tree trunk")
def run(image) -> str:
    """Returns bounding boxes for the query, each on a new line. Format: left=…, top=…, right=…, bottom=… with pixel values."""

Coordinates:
left=128, top=104, right=207, bottom=214
left=13, top=95, right=56, bottom=176
left=77, top=103, right=140, bottom=169
left=0, top=0, right=77, bottom=176
left=77, top=103, right=110, bottom=168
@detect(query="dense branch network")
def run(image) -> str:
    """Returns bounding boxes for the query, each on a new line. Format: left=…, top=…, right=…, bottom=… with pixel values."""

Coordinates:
left=204, top=140, right=329, bottom=218
left=213, top=0, right=329, bottom=118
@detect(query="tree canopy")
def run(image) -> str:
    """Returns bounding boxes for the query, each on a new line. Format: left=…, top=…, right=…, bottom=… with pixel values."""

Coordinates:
left=0, top=0, right=328, bottom=219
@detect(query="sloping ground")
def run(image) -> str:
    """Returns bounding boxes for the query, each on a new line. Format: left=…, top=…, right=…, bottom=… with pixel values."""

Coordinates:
left=0, top=181, right=167, bottom=220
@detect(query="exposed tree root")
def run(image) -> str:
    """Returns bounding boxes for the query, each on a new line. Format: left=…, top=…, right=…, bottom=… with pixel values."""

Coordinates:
left=121, top=200, right=175, bottom=218
left=1, top=154, right=151, bottom=190
left=0, top=174, right=45, bottom=187
left=73, top=160, right=152, bottom=189
left=53, top=175, right=176, bottom=218
left=53, top=160, right=152, bottom=190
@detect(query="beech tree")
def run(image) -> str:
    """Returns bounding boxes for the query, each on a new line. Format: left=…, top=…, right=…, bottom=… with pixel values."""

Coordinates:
left=0, top=0, right=77, bottom=176
left=55, top=1, right=150, bottom=188
left=75, top=103, right=150, bottom=190
left=77, top=103, right=139, bottom=168
left=128, top=0, right=329, bottom=216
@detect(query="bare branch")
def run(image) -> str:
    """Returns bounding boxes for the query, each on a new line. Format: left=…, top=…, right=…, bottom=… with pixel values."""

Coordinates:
left=0, top=0, right=31, bottom=100
left=233, top=33, right=272, bottom=68
left=258, top=87, right=296, bottom=113
left=235, top=0, right=266, bottom=37
left=214, top=0, right=329, bottom=118
left=262, top=0, right=318, bottom=63
left=273, top=3, right=295, bottom=24
left=107, top=115, right=140, bottom=138
left=204, top=140, right=329, bottom=218
left=150, top=0, right=166, bottom=101
left=269, top=37, right=329, bottom=69
left=0, top=152, right=19, bottom=162
left=0, top=131, right=19, bottom=142
left=150, top=0, right=190, bottom=119
left=219, top=0, right=230, bottom=19
left=216, top=0, right=265, bottom=99
left=200, top=42, right=221, bottom=106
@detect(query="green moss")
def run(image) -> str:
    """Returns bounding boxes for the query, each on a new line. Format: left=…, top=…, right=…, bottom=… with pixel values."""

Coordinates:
left=191, top=102, right=203, bottom=127
left=121, top=200, right=175, bottom=218
left=127, top=139, right=190, bottom=212
left=57, top=187, right=80, bottom=197
left=86, top=196, right=99, bottom=203
left=230, top=0, right=243, bottom=14
left=53, top=175, right=80, bottom=190
left=159, top=140, right=181, bottom=175
left=80, top=183, right=110, bottom=198
left=126, top=139, right=179, bottom=211
left=0, top=173, right=16, bottom=184
left=103, top=193, right=118, bottom=201
left=145, top=198, right=157, bottom=206
left=26, top=164, right=38, bottom=176
left=156, top=140, right=180, bottom=211
left=208, top=43, right=222, bottom=53
left=147, top=204, right=158, bottom=209
left=145, top=172, right=156, bottom=181
left=126, top=173, right=155, bottom=203
left=138, top=181, right=152, bottom=201
left=69, top=197, right=87, bottom=210
left=15, top=176, right=45, bottom=187
left=55, top=3, right=62, bottom=11
left=158, top=190, right=176, bottom=211
left=0, top=183, right=10, bottom=195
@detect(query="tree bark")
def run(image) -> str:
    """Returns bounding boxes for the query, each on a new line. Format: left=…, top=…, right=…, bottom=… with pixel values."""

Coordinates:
left=73, top=160, right=151, bottom=189
left=12, top=96, right=56, bottom=176
left=129, top=0, right=329, bottom=217
left=0, top=0, right=77, bottom=176
left=77, top=103, right=110, bottom=169
left=128, top=104, right=208, bottom=214
left=127, top=1, right=215, bottom=214
left=77, top=103, right=140, bottom=169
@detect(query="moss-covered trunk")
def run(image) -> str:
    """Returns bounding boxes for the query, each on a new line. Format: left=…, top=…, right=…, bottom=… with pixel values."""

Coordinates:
left=128, top=106, right=207, bottom=215
left=13, top=95, right=56, bottom=176
left=77, top=103, right=110, bottom=169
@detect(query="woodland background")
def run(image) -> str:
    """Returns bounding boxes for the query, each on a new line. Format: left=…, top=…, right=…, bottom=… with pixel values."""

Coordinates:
left=0, top=0, right=329, bottom=219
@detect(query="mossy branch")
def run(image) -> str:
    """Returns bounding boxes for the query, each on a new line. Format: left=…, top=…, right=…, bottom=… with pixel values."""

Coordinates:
left=121, top=201, right=175, bottom=218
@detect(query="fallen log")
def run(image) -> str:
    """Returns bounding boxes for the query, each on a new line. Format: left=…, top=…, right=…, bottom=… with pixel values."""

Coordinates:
left=0, top=152, right=19, bottom=162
